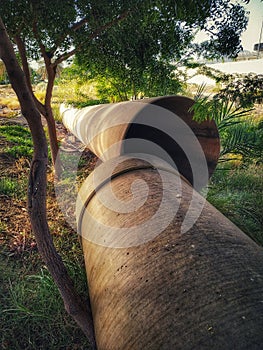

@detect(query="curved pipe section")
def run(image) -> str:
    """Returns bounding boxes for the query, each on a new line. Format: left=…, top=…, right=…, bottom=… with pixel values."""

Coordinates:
left=61, top=96, right=220, bottom=189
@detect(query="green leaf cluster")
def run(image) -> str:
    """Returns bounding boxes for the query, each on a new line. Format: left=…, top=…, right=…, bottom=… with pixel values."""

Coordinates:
left=192, top=84, right=263, bottom=163
left=197, top=66, right=263, bottom=108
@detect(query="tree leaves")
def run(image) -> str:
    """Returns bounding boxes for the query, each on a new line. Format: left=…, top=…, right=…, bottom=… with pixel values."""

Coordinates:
left=73, top=0, right=249, bottom=99
left=1, top=0, right=250, bottom=99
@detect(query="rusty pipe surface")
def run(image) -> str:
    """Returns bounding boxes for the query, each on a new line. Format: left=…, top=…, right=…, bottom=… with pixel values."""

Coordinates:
left=60, top=96, right=263, bottom=349
left=76, top=156, right=263, bottom=350
left=61, top=96, right=220, bottom=190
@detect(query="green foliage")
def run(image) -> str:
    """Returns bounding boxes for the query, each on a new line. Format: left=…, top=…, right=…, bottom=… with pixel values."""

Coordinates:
left=1, top=0, right=248, bottom=98
left=58, top=63, right=91, bottom=85
left=1, top=0, right=250, bottom=106
left=0, top=124, right=32, bottom=141
left=70, top=98, right=109, bottom=108
left=74, top=0, right=248, bottom=99
left=76, top=3, right=191, bottom=99
left=1, top=0, right=77, bottom=60
left=56, top=65, right=101, bottom=106
left=217, top=74, right=263, bottom=108
left=4, top=145, right=33, bottom=159
left=94, top=73, right=129, bottom=102
left=198, top=2, right=248, bottom=59
left=192, top=87, right=253, bottom=126
left=220, top=121, right=263, bottom=161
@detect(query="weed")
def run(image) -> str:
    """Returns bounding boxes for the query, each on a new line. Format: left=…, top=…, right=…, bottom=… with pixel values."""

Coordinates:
left=0, top=125, right=33, bottom=160
left=0, top=220, right=7, bottom=233
left=0, top=177, right=20, bottom=197
left=34, top=90, right=46, bottom=103
left=5, top=145, right=33, bottom=159
left=0, top=96, right=20, bottom=110
left=192, top=90, right=263, bottom=163
left=51, top=103, right=61, bottom=122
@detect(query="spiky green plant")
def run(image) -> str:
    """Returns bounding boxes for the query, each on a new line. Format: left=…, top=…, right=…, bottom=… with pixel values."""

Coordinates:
left=191, top=86, right=262, bottom=162
left=220, top=122, right=262, bottom=161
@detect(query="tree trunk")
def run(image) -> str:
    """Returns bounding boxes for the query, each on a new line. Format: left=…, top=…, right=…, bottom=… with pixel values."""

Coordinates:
left=0, top=18, right=96, bottom=348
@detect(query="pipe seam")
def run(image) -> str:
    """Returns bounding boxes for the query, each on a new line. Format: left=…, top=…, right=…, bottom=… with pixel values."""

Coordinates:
left=77, top=160, right=191, bottom=237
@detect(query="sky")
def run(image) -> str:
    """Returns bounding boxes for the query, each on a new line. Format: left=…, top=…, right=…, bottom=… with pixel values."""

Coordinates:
left=194, top=0, right=263, bottom=52
left=240, top=0, right=263, bottom=51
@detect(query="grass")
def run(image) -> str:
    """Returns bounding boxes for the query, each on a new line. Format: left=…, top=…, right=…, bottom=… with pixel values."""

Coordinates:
left=0, top=178, right=20, bottom=197
left=0, top=86, right=20, bottom=117
left=0, top=125, right=33, bottom=159
left=0, top=96, right=20, bottom=110
left=0, top=255, right=91, bottom=350
left=0, top=123, right=92, bottom=349
left=0, top=82, right=105, bottom=122
left=207, top=163, right=263, bottom=245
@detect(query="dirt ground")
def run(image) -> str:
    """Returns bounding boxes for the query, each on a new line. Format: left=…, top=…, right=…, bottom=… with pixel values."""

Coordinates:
left=0, top=109, right=96, bottom=260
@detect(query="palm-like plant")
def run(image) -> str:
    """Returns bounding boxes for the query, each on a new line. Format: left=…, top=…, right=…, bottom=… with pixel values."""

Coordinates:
left=191, top=85, right=262, bottom=162
left=221, top=122, right=262, bottom=161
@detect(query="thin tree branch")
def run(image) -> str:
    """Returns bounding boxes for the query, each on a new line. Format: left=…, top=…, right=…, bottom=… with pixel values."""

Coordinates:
left=32, top=17, right=53, bottom=111
left=48, top=17, right=89, bottom=55
left=14, top=34, right=46, bottom=115
left=14, top=35, right=33, bottom=93
left=71, top=17, right=89, bottom=32
left=52, top=10, right=130, bottom=68
left=52, top=47, right=77, bottom=67
left=52, top=9, right=130, bottom=57
left=31, top=16, right=63, bottom=175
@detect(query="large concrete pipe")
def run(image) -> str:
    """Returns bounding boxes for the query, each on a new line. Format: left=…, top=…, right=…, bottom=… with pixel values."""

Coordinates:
left=60, top=96, right=263, bottom=349
left=76, top=156, right=263, bottom=350
left=61, top=96, right=220, bottom=189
